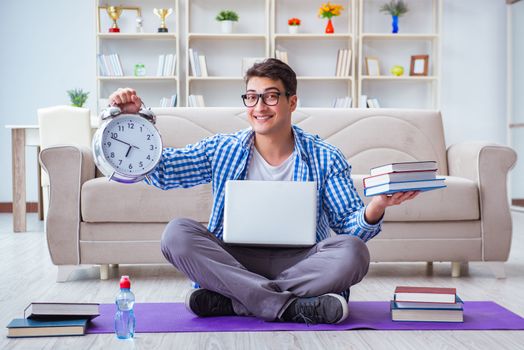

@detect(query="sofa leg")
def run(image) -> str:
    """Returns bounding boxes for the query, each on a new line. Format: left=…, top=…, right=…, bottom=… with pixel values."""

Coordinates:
left=451, top=262, right=461, bottom=277
left=100, top=264, right=109, bottom=280
left=488, top=262, right=506, bottom=279
left=57, top=265, right=78, bottom=283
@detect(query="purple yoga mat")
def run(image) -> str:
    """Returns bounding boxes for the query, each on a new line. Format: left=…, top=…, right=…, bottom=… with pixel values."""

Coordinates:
left=87, top=301, right=524, bottom=333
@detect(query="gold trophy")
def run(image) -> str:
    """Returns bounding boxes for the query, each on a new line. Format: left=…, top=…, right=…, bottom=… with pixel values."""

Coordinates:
left=107, top=6, right=123, bottom=32
left=153, top=8, right=173, bottom=33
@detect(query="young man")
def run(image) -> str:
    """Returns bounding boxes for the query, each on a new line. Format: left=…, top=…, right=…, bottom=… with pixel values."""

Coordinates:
left=108, top=58, right=418, bottom=325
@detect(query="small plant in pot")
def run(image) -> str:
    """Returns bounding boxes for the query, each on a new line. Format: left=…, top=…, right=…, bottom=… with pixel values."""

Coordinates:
left=288, top=17, right=301, bottom=34
left=380, top=0, right=409, bottom=33
left=67, top=88, right=89, bottom=107
left=216, top=10, right=239, bottom=34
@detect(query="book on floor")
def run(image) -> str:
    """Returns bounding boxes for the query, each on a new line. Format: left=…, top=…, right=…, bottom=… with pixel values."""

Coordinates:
left=363, top=170, right=437, bottom=188
left=24, top=302, right=100, bottom=320
left=394, top=286, right=457, bottom=303
left=6, top=318, right=89, bottom=338
left=370, top=161, right=437, bottom=176
left=390, top=298, right=464, bottom=323
left=364, top=178, right=446, bottom=196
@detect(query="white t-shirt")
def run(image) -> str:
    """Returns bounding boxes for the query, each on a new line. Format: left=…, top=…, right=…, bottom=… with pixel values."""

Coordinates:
left=246, top=147, right=295, bottom=181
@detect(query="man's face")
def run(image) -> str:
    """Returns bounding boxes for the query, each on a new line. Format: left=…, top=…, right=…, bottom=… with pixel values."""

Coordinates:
left=244, top=77, right=297, bottom=137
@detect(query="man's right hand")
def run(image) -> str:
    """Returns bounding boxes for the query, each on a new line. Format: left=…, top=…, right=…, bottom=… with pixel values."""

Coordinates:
left=108, top=88, right=142, bottom=113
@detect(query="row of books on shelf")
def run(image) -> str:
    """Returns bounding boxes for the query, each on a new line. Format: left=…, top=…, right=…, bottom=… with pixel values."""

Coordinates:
left=97, top=53, right=124, bottom=76
left=391, top=286, right=463, bottom=322
left=188, top=48, right=209, bottom=77
left=335, top=49, right=352, bottom=77
left=188, top=94, right=206, bottom=107
left=7, top=302, right=100, bottom=338
left=359, top=95, right=380, bottom=108
left=332, top=96, right=352, bottom=108
left=159, top=94, right=178, bottom=107
left=156, top=54, right=177, bottom=77
left=364, top=161, right=446, bottom=196
left=275, top=49, right=289, bottom=64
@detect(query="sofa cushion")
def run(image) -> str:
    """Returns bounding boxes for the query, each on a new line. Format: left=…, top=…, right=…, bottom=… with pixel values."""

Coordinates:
left=81, top=178, right=212, bottom=223
left=353, top=175, right=479, bottom=221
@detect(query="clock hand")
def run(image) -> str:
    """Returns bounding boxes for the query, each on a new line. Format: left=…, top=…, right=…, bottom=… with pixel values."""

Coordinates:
left=125, top=145, right=132, bottom=157
left=111, top=136, right=140, bottom=149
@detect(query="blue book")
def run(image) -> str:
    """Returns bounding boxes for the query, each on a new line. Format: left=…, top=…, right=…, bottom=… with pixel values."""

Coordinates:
left=390, top=296, right=464, bottom=322
left=364, top=178, right=446, bottom=197
left=6, top=318, right=88, bottom=338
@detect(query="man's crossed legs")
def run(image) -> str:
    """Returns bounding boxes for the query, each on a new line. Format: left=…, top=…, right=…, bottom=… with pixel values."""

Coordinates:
left=161, top=218, right=370, bottom=324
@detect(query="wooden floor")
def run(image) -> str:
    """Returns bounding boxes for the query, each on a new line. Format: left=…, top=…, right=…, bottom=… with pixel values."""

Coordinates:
left=1, top=213, right=524, bottom=350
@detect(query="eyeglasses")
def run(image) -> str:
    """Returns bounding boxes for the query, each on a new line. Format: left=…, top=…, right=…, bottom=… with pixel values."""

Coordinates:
left=241, top=91, right=291, bottom=107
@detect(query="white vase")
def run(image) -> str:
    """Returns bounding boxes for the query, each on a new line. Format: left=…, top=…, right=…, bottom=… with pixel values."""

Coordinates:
left=220, top=20, right=234, bottom=34
left=288, top=26, right=299, bottom=34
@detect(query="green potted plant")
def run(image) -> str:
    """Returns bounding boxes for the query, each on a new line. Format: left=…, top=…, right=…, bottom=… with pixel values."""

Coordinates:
left=380, top=0, right=409, bottom=33
left=215, top=10, right=239, bottom=34
left=67, top=88, right=89, bottom=107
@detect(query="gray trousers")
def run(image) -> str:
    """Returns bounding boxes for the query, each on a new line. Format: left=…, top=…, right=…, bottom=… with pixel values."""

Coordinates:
left=160, top=218, right=370, bottom=321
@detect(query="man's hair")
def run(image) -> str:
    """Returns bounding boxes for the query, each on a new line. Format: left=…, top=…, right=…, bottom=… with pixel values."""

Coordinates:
left=245, top=58, right=297, bottom=96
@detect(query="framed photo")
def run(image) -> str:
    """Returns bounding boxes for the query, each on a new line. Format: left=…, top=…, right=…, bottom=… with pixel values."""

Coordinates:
left=365, top=57, right=380, bottom=76
left=410, top=55, right=429, bottom=76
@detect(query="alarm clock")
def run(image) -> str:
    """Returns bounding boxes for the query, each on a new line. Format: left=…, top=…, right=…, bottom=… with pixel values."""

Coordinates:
left=92, top=105, right=163, bottom=183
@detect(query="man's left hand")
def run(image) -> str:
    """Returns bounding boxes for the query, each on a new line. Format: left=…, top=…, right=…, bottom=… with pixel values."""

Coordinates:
left=364, top=191, right=420, bottom=225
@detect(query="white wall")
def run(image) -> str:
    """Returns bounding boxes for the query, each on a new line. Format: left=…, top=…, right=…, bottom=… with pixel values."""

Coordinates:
left=0, top=0, right=509, bottom=202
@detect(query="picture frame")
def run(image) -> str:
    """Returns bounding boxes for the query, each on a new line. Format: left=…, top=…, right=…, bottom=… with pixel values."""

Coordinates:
left=410, top=55, right=429, bottom=76
left=97, top=6, right=142, bottom=33
left=365, top=57, right=380, bottom=76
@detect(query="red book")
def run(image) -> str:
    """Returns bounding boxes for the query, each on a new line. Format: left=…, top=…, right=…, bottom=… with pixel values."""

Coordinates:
left=394, top=286, right=457, bottom=304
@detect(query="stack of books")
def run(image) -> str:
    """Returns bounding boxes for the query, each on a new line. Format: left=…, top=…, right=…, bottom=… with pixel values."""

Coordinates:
left=275, top=49, right=289, bottom=64
left=188, top=94, right=205, bottom=107
left=159, top=94, right=178, bottom=107
left=188, top=48, right=209, bottom=77
left=391, top=286, right=464, bottom=322
left=6, top=302, right=99, bottom=338
left=335, top=49, right=352, bottom=77
left=156, top=54, right=177, bottom=76
left=363, top=160, right=446, bottom=196
left=97, top=53, right=124, bottom=76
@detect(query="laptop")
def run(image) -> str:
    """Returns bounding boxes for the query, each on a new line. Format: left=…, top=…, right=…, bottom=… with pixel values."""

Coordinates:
left=223, top=180, right=317, bottom=247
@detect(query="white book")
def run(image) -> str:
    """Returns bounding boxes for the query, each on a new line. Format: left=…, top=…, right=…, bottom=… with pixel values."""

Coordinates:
left=199, top=55, right=208, bottom=77
left=161, top=54, right=169, bottom=76
left=344, top=49, right=352, bottom=76
left=344, top=97, right=352, bottom=108
left=340, top=49, right=348, bottom=76
left=171, top=54, right=177, bottom=76
left=196, top=94, right=205, bottom=107
left=335, top=49, right=343, bottom=76
left=188, top=48, right=197, bottom=76
left=367, top=99, right=374, bottom=108
left=371, top=98, right=380, bottom=108
left=332, top=97, right=338, bottom=108
left=166, top=54, right=174, bottom=76
left=156, top=54, right=165, bottom=76
left=193, top=50, right=201, bottom=77
left=370, top=161, right=438, bottom=176
left=360, top=94, right=367, bottom=108
left=97, top=55, right=107, bottom=76
left=114, top=54, right=124, bottom=76
left=364, top=170, right=437, bottom=188
left=102, top=55, right=113, bottom=76
left=170, top=94, right=177, bottom=107
left=364, top=178, right=446, bottom=196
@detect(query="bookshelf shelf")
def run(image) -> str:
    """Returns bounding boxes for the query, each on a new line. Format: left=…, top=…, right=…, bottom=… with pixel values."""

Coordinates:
left=188, top=33, right=267, bottom=41
left=188, top=76, right=244, bottom=82
left=357, top=0, right=441, bottom=109
left=273, top=34, right=354, bottom=40
left=97, top=33, right=177, bottom=40
left=98, top=76, right=178, bottom=81
left=297, top=76, right=354, bottom=81
left=95, top=0, right=180, bottom=110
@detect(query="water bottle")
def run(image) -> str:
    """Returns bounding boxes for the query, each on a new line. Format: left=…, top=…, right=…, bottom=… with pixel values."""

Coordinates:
left=114, top=275, right=136, bottom=339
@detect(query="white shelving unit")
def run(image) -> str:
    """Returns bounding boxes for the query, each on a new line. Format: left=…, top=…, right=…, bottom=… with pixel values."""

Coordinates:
left=185, top=0, right=270, bottom=107
left=271, top=0, right=356, bottom=107
left=357, top=0, right=441, bottom=109
left=95, top=0, right=180, bottom=111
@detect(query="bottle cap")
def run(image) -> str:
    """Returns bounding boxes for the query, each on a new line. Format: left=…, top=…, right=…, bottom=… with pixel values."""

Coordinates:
left=119, top=275, right=131, bottom=289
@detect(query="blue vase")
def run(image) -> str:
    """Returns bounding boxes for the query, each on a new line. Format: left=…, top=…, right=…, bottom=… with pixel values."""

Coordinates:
left=392, top=15, right=399, bottom=33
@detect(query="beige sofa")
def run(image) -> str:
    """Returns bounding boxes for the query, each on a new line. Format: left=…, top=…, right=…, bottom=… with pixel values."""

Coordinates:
left=39, top=108, right=517, bottom=282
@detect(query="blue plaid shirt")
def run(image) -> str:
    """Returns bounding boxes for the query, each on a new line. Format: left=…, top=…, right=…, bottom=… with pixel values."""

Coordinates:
left=145, top=125, right=382, bottom=242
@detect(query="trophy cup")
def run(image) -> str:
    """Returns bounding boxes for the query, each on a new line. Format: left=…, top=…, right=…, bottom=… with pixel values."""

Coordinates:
left=106, top=6, right=123, bottom=32
left=153, top=8, right=173, bottom=33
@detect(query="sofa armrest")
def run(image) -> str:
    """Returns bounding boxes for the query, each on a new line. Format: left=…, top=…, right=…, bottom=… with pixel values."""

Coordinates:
left=39, top=146, right=95, bottom=265
left=447, top=142, right=517, bottom=261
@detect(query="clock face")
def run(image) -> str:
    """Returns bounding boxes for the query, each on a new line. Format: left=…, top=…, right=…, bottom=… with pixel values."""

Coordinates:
left=101, top=115, right=162, bottom=176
